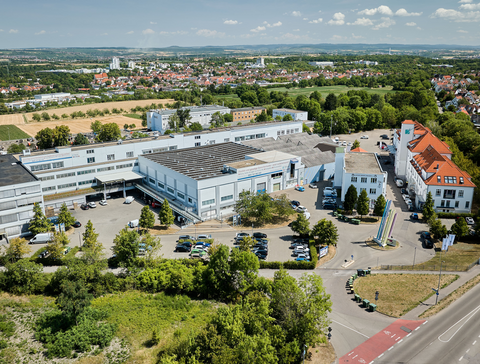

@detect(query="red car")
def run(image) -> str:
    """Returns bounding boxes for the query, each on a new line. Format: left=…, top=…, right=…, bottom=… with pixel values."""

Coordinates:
left=152, top=201, right=161, bottom=208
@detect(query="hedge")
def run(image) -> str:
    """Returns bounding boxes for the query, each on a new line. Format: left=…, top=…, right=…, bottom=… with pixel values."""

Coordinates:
left=436, top=212, right=475, bottom=219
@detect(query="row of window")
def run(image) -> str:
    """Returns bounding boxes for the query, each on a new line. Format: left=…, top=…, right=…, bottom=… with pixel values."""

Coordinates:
left=351, top=177, right=378, bottom=184
left=359, top=188, right=377, bottom=194
left=436, top=189, right=464, bottom=198
left=87, top=150, right=134, bottom=158
left=234, top=133, right=266, bottom=142
left=439, top=200, right=470, bottom=209
left=30, top=161, right=64, bottom=172
left=42, top=180, right=96, bottom=192
left=276, top=129, right=300, bottom=136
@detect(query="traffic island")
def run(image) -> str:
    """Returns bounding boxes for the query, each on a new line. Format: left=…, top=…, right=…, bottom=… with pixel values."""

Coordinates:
left=365, top=237, right=399, bottom=251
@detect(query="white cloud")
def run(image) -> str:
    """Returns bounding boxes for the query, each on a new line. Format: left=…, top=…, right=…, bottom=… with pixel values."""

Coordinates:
left=9, top=29, right=18, bottom=34
left=358, top=5, right=393, bottom=16
left=126, top=31, right=134, bottom=34
left=142, top=28, right=155, bottom=35
left=196, top=29, right=225, bottom=37
left=331, top=34, right=346, bottom=41
left=459, top=0, right=472, bottom=3
left=102, top=33, right=108, bottom=36
left=351, top=33, right=364, bottom=39
left=458, top=29, right=469, bottom=32
left=251, top=26, right=266, bottom=32
left=348, top=17, right=373, bottom=26
left=460, top=3, right=480, bottom=9
left=271, top=21, right=282, bottom=27
left=240, top=33, right=255, bottom=39
left=292, top=11, right=302, bottom=17
left=309, top=18, right=323, bottom=24
left=406, top=22, right=417, bottom=26
left=293, top=29, right=300, bottom=31
left=303, top=17, right=308, bottom=20
left=224, top=20, right=239, bottom=25
left=35, top=30, right=46, bottom=35
left=372, top=17, right=396, bottom=30
left=431, top=8, right=480, bottom=22
left=150, top=21, right=157, bottom=25
left=395, top=8, right=422, bottom=16
left=327, top=12, right=345, bottom=25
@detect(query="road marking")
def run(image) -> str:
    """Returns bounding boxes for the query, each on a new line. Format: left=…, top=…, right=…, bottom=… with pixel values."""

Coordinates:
left=466, top=349, right=470, bottom=353
left=459, top=356, right=463, bottom=361
left=407, top=333, right=412, bottom=337
left=378, top=353, right=384, bottom=358
left=473, top=341, right=477, bottom=345
left=369, top=362, right=374, bottom=364
left=388, top=346, right=394, bottom=351
left=398, top=339, right=403, bottom=343
left=353, top=355, right=358, bottom=359
left=438, top=304, right=480, bottom=343
left=332, top=320, right=370, bottom=338
left=423, top=321, right=428, bottom=325
left=415, top=327, right=420, bottom=331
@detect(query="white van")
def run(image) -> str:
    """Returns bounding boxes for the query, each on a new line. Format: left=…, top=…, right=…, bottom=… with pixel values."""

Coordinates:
left=29, top=233, right=53, bottom=244
left=128, top=219, right=139, bottom=228
left=124, top=196, right=134, bottom=204
left=395, top=179, right=404, bottom=187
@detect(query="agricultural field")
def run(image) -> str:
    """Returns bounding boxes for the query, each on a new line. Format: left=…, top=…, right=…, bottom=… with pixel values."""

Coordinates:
left=0, top=113, right=25, bottom=126
left=215, top=85, right=396, bottom=100
left=17, top=115, right=142, bottom=137
left=0, top=125, right=30, bottom=141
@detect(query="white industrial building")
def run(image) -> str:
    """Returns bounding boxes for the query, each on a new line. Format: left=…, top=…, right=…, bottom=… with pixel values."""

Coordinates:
left=138, top=143, right=305, bottom=220
left=147, top=105, right=231, bottom=134
left=308, top=61, right=334, bottom=68
left=16, top=122, right=303, bottom=210
left=394, top=120, right=475, bottom=213
left=334, top=148, right=388, bottom=203
left=0, top=155, right=44, bottom=240
left=273, top=108, right=308, bottom=121
left=109, top=57, right=121, bottom=70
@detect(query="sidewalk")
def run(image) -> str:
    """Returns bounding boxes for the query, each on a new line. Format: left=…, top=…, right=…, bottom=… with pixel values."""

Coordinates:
left=401, top=265, right=480, bottom=319
left=180, top=219, right=235, bottom=234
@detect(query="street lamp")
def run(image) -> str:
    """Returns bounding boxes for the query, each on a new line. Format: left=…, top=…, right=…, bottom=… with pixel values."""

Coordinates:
left=435, top=250, right=445, bottom=305
left=329, top=115, right=333, bottom=139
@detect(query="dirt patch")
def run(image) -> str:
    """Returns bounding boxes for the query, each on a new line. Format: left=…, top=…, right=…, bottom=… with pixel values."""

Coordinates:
left=0, top=113, right=25, bottom=125
left=317, top=245, right=336, bottom=267
left=306, top=342, right=336, bottom=364
left=146, top=224, right=181, bottom=236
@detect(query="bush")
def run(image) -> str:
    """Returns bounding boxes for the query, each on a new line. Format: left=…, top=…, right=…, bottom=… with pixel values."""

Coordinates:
left=259, top=260, right=316, bottom=269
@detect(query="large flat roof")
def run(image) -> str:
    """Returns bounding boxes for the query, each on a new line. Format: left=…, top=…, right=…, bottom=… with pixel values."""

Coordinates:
left=344, top=152, right=383, bottom=174
left=142, top=142, right=261, bottom=181
left=247, top=150, right=297, bottom=163
left=151, top=105, right=230, bottom=116
left=95, top=170, right=143, bottom=184
left=0, top=154, right=38, bottom=187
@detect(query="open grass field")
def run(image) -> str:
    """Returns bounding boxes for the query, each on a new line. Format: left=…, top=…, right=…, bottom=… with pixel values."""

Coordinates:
left=354, top=273, right=458, bottom=317
left=215, top=85, right=396, bottom=100
left=17, top=115, right=142, bottom=137
left=123, top=113, right=142, bottom=119
left=0, top=125, right=30, bottom=141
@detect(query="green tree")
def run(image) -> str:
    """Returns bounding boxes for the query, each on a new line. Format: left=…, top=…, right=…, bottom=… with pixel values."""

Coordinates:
left=141, top=112, right=147, bottom=127
left=61, top=113, right=68, bottom=119
left=90, top=120, right=102, bottom=134
left=7, top=143, right=26, bottom=154
left=46, top=232, right=69, bottom=260
left=313, top=120, right=324, bottom=134
left=324, top=93, right=337, bottom=111
left=97, top=123, right=121, bottom=142
left=35, top=128, right=55, bottom=149
left=223, top=113, right=233, bottom=123
left=302, top=123, right=310, bottom=133
left=73, top=133, right=89, bottom=145
left=158, top=200, right=174, bottom=227
left=238, top=235, right=256, bottom=252
left=282, top=114, right=293, bottom=121
left=203, top=244, right=233, bottom=299
left=352, top=139, right=360, bottom=149
left=210, top=111, right=225, bottom=127
left=29, top=202, right=51, bottom=235
left=373, top=194, right=387, bottom=216
left=139, top=205, right=155, bottom=231
left=168, top=113, right=180, bottom=132
left=4, top=259, right=43, bottom=295
left=140, top=232, right=162, bottom=263
left=189, top=122, right=203, bottom=131
left=344, top=185, right=358, bottom=212
left=82, top=220, right=103, bottom=263
left=229, top=249, right=260, bottom=298
left=429, top=215, right=448, bottom=240
left=123, top=123, right=129, bottom=130
left=311, top=219, right=338, bottom=246
left=41, top=112, right=51, bottom=121
left=32, top=113, right=41, bottom=122
left=4, top=237, right=31, bottom=263
left=57, top=203, right=75, bottom=228
left=52, top=125, right=70, bottom=147
left=255, top=110, right=269, bottom=122
left=112, top=227, right=140, bottom=266
left=451, top=217, right=469, bottom=239
left=422, top=192, right=435, bottom=221
left=356, top=189, right=370, bottom=218
left=291, top=213, right=311, bottom=237
left=56, top=280, right=93, bottom=324
left=177, top=108, right=192, bottom=127
left=272, top=194, right=295, bottom=219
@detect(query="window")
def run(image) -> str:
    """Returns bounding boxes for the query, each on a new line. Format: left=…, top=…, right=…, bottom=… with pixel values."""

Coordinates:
left=351, top=177, right=357, bottom=182
left=158, top=182, right=165, bottom=189
left=369, top=188, right=376, bottom=194
left=202, top=199, right=215, bottom=206
left=436, top=189, right=441, bottom=196
left=77, top=169, right=95, bottom=175
left=210, top=140, right=215, bottom=145
left=169, top=146, right=177, bottom=150
left=437, top=176, right=441, bottom=183
left=116, top=163, right=133, bottom=169
left=455, top=201, right=459, bottom=208
left=31, top=163, right=51, bottom=172
left=149, top=178, right=155, bottom=184
left=256, top=133, right=266, bottom=139
left=224, top=138, right=230, bottom=142
left=39, top=175, right=55, bottom=181
left=177, top=192, right=185, bottom=199
left=167, top=187, right=174, bottom=194
left=56, top=172, right=75, bottom=179
left=371, top=178, right=377, bottom=183
left=466, top=201, right=470, bottom=208
left=195, top=135, right=201, bottom=140
left=107, top=154, right=115, bottom=161
left=42, top=186, right=56, bottom=192
left=126, top=151, right=134, bottom=158
left=134, top=162, right=138, bottom=167
left=443, top=190, right=456, bottom=199
left=459, top=190, right=464, bottom=197
left=460, top=177, right=464, bottom=184
left=360, top=188, right=366, bottom=193
left=58, top=183, right=76, bottom=190
left=78, top=180, right=94, bottom=186
left=295, top=128, right=299, bottom=133
left=195, top=142, right=201, bottom=147
left=441, top=200, right=445, bottom=207
left=52, top=161, right=64, bottom=169
left=97, top=166, right=114, bottom=172
left=271, top=172, right=282, bottom=179
left=188, top=197, right=193, bottom=204
left=221, top=195, right=233, bottom=202
left=86, top=149, right=94, bottom=154
left=87, top=157, right=95, bottom=164
left=444, top=176, right=457, bottom=184
left=361, top=177, right=367, bottom=183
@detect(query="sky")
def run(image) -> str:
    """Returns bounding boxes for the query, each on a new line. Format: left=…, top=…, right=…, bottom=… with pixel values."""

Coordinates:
left=1, top=0, right=480, bottom=48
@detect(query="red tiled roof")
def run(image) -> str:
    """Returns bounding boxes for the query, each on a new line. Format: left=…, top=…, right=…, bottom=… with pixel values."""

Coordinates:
left=350, top=147, right=368, bottom=153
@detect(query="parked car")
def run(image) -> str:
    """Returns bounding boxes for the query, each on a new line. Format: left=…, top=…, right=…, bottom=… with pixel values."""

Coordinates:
left=178, top=235, right=195, bottom=242
left=197, top=234, right=211, bottom=240
left=323, top=198, right=336, bottom=204
left=179, top=241, right=193, bottom=248
left=323, top=203, right=337, bottom=210
left=293, top=247, right=310, bottom=256
left=296, top=253, right=311, bottom=261
left=124, top=196, right=134, bottom=204
left=323, top=190, right=337, bottom=198
left=360, top=135, right=369, bottom=139
left=466, top=217, right=475, bottom=225
left=99, top=200, right=107, bottom=206
left=290, top=200, right=301, bottom=207
left=128, top=219, right=139, bottom=228
left=420, top=231, right=431, bottom=241
left=80, top=203, right=89, bottom=210
left=295, top=185, right=305, bottom=192
left=235, top=232, right=249, bottom=240
left=253, top=232, right=267, bottom=239
left=425, top=239, right=434, bottom=249
left=309, top=183, right=318, bottom=189
left=87, top=202, right=97, bottom=208
left=410, top=213, right=419, bottom=220
left=296, top=206, right=308, bottom=213
left=255, top=251, right=267, bottom=260
left=395, top=179, right=404, bottom=187
left=72, top=221, right=82, bottom=228
left=151, top=201, right=161, bottom=208
left=380, top=134, right=389, bottom=140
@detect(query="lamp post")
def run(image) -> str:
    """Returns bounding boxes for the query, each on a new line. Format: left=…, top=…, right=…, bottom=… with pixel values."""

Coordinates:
left=412, top=247, right=417, bottom=268
left=329, top=115, right=333, bottom=139
left=435, top=250, right=444, bottom=305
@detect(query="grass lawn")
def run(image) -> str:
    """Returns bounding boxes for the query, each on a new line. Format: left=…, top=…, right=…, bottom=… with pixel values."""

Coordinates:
left=91, top=291, right=218, bottom=362
left=0, top=125, right=30, bottom=141
left=214, top=85, right=396, bottom=100
left=123, top=113, right=142, bottom=119
left=354, top=273, right=458, bottom=317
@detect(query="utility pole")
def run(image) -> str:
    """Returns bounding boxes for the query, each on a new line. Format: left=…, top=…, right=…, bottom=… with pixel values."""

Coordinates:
left=435, top=250, right=444, bottom=305
left=329, top=115, right=333, bottom=139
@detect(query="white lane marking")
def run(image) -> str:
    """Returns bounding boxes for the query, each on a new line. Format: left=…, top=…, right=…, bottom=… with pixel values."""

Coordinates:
left=474, top=341, right=477, bottom=345
left=348, top=352, right=354, bottom=356
left=378, top=353, right=384, bottom=358
left=388, top=346, right=394, bottom=351
left=459, top=356, right=463, bottom=361
left=369, top=361, right=374, bottom=364
left=415, top=327, right=420, bottom=331
left=438, top=304, right=480, bottom=343
left=466, top=349, right=470, bottom=353
left=423, top=321, right=428, bottom=325
left=332, top=320, right=370, bottom=338
left=407, top=333, right=412, bottom=337
left=353, top=355, right=358, bottom=359
left=398, top=339, right=403, bottom=343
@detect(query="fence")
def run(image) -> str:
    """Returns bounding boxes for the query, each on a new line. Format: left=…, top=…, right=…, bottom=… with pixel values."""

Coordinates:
left=380, top=261, right=478, bottom=272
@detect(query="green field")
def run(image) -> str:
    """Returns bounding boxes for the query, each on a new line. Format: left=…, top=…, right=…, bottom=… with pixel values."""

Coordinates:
left=215, top=85, right=396, bottom=100
left=123, top=113, right=142, bottom=119
left=0, top=125, right=30, bottom=141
